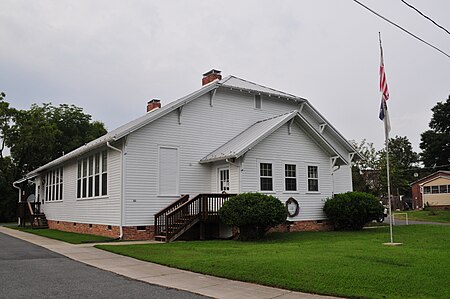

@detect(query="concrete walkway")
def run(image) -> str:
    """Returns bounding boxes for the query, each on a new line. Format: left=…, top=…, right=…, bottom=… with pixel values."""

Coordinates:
left=0, top=227, right=338, bottom=299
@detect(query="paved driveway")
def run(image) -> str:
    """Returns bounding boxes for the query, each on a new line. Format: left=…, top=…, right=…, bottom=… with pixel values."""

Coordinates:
left=0, top=232, right=207, bottom=299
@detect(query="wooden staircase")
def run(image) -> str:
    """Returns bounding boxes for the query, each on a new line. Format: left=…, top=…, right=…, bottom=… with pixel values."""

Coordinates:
left=154, top=193, right=235, bottom=242
left=18, top=202, right=49, bottom=229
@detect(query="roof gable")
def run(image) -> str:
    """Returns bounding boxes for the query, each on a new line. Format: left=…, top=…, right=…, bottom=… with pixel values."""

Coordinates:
left=411, top=171, right=450, bottom=186
left=200, top=111, right=298, bottom=163
left=200, top=111, right=348, bottom=165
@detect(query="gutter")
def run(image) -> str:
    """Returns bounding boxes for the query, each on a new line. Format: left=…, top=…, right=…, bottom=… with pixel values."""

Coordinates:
left=12, top=181, right=22, bottom=225
left=106, top=141, right=124, bottom=240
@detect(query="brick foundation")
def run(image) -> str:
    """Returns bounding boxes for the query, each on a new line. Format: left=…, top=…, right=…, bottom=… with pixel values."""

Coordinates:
left=47, top=220, right=155, bottom=240
left=270, top=220, right=333, bottom=233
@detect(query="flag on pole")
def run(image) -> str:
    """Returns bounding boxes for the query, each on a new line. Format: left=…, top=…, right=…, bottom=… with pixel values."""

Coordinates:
left=378, top=38, right=391, bottom=134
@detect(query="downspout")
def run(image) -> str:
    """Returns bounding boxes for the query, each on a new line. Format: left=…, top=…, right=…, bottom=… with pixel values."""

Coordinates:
left=13, top=181, right=22, bottom=225
left=107, top=141, right=124, bottom=240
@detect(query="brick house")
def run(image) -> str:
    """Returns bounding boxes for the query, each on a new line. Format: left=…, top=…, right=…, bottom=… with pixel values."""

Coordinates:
left=411, top=171, right=450, bottom=209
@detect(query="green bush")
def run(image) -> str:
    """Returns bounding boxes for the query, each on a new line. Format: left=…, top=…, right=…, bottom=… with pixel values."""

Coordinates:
left=323, top=192, right=384, bottom=230
left=219, top=192, right=287, bottom=241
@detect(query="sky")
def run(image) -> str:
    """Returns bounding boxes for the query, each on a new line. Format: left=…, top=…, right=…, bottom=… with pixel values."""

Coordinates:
left=1, top=0, right=449, bottom=155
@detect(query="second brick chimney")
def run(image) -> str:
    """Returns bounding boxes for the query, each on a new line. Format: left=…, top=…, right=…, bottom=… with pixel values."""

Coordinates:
left=202, top=69, right=222, bottom=86
left=147, top=99, right=161, bottom=112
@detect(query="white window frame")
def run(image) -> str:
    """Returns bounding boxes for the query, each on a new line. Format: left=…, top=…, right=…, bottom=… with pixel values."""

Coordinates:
left=77, top=150, right=108, bottom=200
left=158, top=145, right=180, bottom=197
left=307, top=164, right=320, bottom=193
left=284, top=163, right=298, bottom=193
left=44, top=167, right=63, bottom=202
left=217, top=166, right=230, bottom=192
left=259, top=161, right=274, bottom=193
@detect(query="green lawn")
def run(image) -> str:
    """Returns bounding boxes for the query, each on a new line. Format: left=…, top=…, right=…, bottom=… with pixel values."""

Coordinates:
left=7, top=226, right=115, bottom=244
left=393, top=210, right=450, bottom=223
left=97, top=225, right=450, bottom=299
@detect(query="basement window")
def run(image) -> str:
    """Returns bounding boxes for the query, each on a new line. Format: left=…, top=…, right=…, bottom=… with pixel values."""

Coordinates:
left=136, top=226, right=146, bottom=231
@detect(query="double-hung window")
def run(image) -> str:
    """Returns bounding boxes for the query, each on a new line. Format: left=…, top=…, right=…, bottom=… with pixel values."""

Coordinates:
left=285, top=164, right=297, bottom=191
left=307, top=165, right=319, bottom=192
left=77, top=150, right=107, bottom=199
left=260, top=163, right=273, bottom=191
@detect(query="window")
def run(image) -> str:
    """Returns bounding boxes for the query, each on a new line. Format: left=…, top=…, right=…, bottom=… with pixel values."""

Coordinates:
left=439, top=185, right=448, bottom=194
left=431, top=186, right=439, bottom=194
left=77, top=150, right=107, bottom=199
left=423, top=186, right=431, bottom=194
left=285, top=164, right=297, bottom=191
left=260, top=163, right=273, bottom=191
left=44, top=168, right=63, bottom=201
left=219, top=168, right=230, bottom=192
left=307, top=165, right=319, bottom=192
left=254, top=94, right=262, bottom=109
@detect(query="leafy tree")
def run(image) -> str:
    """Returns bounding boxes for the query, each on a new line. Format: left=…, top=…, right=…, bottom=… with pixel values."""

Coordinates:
left=378, top=136, right=419, bottom=197
left=6, top=103, right=107, bottom=174
left=420, top=95, right=450, bottom=169
left=351, top=139, right=380, bottom=195
left=0, top=93, right=16, bottom=158
left=0, top=156, right=19, bottom=221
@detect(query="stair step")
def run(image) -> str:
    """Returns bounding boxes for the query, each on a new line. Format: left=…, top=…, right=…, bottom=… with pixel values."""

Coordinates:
left=154, top=235, right=166, bottom=242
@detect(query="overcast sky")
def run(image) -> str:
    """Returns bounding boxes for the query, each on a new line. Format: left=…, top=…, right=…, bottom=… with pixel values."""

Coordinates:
left=1, top=0, right=449, bottom=155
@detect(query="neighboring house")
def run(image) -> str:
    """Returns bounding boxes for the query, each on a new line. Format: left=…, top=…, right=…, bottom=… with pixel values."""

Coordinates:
left=411, top=171, right=450, bottom=209
left=13, top=70, right=360, bottom=241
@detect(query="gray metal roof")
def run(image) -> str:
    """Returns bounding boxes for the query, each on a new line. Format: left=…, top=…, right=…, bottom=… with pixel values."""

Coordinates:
left=200, top=111, right=298, bottom=163
left=220, top=76, right=305, bottom=101
left=23, top=81, right=219, bottom=178
left=18, top=73, right=356, bottom=182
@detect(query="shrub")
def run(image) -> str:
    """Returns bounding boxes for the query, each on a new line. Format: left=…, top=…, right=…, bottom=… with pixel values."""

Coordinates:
left=219, top=192, right=287, bottom=241
left=323, top=192, right=384, bottom=230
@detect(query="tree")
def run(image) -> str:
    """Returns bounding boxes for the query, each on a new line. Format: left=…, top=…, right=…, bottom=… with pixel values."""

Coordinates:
left=420, top=95, right=450, bottom=169
left=6, top=103, right=107, bottom=174
left=0, top=93, right=16, bottom=158
left=351, top=139, right=380, bottom=195
left=0, top=156, right=19, bottom=221
left=378, top=136, right=419, bottom=197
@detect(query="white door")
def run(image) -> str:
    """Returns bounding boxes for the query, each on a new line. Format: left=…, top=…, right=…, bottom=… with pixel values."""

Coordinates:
left=218, top=167, right=230, bottom=193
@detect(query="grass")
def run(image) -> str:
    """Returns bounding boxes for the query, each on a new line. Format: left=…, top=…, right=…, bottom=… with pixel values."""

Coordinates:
left=7, top=226, right=115, bottom=244
left=393, top=209, right=450, bottom=223
left=97, top=225, right=450, bottom=299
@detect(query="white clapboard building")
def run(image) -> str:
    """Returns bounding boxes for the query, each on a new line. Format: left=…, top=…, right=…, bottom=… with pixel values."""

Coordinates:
left=14, top=70, right=359, bottom=241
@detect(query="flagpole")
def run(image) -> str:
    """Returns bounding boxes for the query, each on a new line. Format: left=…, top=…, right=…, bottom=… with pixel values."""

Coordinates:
left=385, top=112, right=393, bottom=243
left=379, top=32, right=394, bottom=244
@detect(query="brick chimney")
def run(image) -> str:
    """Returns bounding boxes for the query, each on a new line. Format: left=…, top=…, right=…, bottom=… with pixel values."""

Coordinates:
left=147, top=99, right=161, bottom=112
left=202, top=69, right=222, bottom=86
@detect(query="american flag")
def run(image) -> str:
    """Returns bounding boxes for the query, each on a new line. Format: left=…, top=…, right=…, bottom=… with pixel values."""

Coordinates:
left=378, top=39, right=391, bottom=134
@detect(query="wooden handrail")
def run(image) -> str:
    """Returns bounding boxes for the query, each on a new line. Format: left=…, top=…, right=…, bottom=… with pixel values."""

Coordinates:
left=154, top=194, right=189, bottom=217
left=154, top=194, right=190, bottom=236
left=161, top=193, right=236, bottom=242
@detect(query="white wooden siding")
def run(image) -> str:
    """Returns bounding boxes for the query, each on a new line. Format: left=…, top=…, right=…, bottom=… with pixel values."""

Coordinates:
left=41, top=146, right=121, bottom=225
left=123, top=88, right=352, bottom=225
left=241, top=123, right=349, bottom=221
